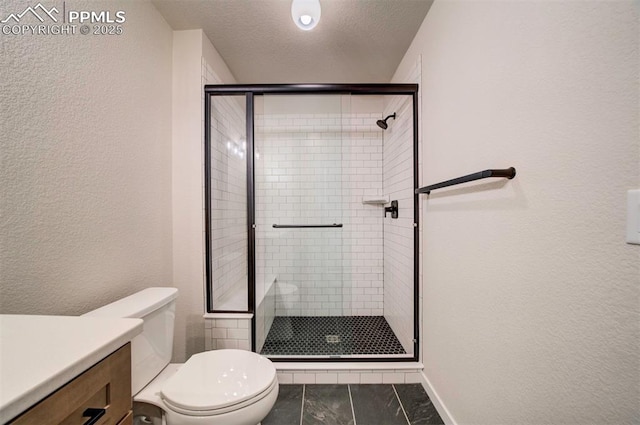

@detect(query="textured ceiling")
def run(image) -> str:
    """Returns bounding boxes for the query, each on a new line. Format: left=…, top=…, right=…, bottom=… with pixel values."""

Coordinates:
left=152, top=0, right=433, bottom=83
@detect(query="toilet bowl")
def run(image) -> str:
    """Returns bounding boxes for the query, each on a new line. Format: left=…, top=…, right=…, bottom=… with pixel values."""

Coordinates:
left=83, top=288, right=278, bottom=425
left=135, top=350, right=278, bottom=425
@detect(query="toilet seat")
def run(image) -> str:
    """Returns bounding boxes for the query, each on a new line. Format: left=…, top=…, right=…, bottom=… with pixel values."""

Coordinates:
left=163, top=378, right=278, bottom=417
left=160, top=349, right=278, bottom=417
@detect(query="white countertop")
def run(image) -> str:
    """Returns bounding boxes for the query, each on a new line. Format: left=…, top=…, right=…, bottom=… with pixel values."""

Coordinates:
left=0, top=314, right=143, bottom=423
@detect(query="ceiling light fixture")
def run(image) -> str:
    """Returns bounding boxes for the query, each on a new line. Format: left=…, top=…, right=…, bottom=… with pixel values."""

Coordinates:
left=291, top=0, right=321, bottom=31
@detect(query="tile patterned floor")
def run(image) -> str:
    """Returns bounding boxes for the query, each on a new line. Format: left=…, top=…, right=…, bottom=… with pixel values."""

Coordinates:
left=262, top=384, right=444, bottom=425
left=261, top=316, right=406, bottom=356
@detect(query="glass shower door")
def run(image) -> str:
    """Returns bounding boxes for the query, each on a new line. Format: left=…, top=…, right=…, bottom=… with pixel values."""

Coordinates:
left=204, top=85, right=419, bottom=361
left=206, top=95, right=248, bottom=312
left=254, top=94, right=346, bottom=357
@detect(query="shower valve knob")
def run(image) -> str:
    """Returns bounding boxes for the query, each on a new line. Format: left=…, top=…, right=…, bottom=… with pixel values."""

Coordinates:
left=384, top=200, right=398, bottom=219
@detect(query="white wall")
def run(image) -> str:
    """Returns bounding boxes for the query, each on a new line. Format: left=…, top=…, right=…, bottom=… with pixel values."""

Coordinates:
left=394, top=2, right=640, bottom=423
left=171, top=29, right=204, bottom=363
left=171, top=29, right=238, bottom=362
left=0, top=1, right=173, bottom=315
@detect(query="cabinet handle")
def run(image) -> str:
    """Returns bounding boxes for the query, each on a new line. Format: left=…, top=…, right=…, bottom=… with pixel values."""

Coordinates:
left=82, top=408, right=106, bottom=425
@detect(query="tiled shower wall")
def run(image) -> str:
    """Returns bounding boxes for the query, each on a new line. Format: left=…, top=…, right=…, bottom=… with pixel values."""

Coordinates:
left=206, top=68, right=248, bottom=311
left=342, top=118, right=386, bottom=316
left=382, top=94, right=416, bottom=354
left=254, top=113, right=384, bottom=319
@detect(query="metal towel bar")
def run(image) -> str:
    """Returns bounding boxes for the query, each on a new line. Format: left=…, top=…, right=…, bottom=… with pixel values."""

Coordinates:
left=415, top=167, right=516, bottom=195
left=272, top=223, right=343, bottom=228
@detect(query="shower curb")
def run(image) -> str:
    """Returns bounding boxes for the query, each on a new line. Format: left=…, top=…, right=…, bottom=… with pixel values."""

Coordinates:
left=274, top=362, right=424, bottom=385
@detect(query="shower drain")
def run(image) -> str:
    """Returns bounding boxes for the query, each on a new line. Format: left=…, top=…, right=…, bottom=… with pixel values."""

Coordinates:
left=325, top=335, right=341, bottom=343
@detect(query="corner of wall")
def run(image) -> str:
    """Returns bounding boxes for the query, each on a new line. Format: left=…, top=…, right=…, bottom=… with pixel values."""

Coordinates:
left=201, top=31, right=238, bottom=84
left=171, top=27, right=239, bottom=362
left=171, top=28, right=207, bottom=362
left=419, top=370, right=457, bottom=425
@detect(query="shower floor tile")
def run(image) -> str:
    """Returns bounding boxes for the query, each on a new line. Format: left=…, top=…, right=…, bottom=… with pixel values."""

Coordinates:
left=261, top=316, right=406, bottom=356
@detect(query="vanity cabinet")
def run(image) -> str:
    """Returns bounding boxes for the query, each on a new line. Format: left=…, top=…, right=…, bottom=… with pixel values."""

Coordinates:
left=10, top=343, right=132, bottom=425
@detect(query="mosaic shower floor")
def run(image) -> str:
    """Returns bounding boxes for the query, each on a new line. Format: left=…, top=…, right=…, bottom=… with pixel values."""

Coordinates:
left=261, top=316, right=406, bottom=356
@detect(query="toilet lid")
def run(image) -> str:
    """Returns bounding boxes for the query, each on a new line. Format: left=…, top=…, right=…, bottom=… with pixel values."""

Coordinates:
left=161, top=349, right=277, bottom=412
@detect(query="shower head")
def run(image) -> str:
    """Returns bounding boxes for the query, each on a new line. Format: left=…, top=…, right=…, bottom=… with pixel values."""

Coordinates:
left=376, top=113, right=396, bottom=130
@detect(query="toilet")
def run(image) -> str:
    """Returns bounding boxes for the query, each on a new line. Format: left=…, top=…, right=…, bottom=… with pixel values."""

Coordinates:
left=83, top=287, right=278, bottom=425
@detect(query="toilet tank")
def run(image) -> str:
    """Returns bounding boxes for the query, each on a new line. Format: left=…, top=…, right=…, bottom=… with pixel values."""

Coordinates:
left=83, top=287, right=178, bottom=395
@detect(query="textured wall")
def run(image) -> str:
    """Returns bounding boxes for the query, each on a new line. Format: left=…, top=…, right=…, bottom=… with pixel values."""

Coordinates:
left=394, top=1, right=640, bottom=423
left=0, top=1, right=173, bottom=315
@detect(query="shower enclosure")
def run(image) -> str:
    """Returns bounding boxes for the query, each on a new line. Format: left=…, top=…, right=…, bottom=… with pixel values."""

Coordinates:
left=205, top=84, right=418, bottom=361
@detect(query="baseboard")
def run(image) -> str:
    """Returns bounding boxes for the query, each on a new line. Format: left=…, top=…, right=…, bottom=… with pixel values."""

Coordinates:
left=419, top=371, right=457, bottom=425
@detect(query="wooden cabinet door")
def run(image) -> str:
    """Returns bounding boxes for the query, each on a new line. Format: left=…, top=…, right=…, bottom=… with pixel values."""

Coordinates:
left=11, top=344, right=132, bottom=425
left=116, top=411, right=133, bottom=425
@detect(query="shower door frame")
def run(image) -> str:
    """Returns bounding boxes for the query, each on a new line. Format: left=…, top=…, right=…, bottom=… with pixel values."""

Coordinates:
left=204, top=84, right=419, bottom=362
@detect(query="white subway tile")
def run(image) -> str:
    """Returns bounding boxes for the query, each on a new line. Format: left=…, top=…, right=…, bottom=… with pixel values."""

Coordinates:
left=315, top=373, right=338, bottom=384
left=217, top=339, right=238, bottom=349
left=360, top=373, right=383, bottom=384
left=228, top=328, right=249, bottom=340
left=212, top=327, right=227, bottom=339
left=277, top=373, right=293, bottom=384
left=337, top=373, right=360, bottom=384
left=293, top=373, right=316, bottom=384
left=382, top=372, right=405, bottom=384
left=404, top=372, right=422, bottom=383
